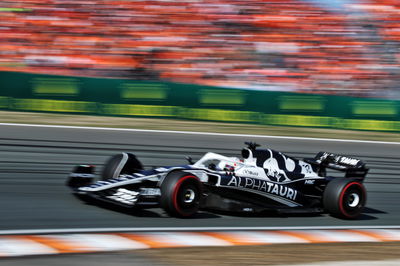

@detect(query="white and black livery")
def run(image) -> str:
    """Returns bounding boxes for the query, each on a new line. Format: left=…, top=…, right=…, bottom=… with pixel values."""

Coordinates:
left=67, top=142, right=368, bottom=219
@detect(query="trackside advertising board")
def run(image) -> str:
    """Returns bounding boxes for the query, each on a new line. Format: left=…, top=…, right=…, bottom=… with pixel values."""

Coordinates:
left=0, top=71, right=399, bottom=131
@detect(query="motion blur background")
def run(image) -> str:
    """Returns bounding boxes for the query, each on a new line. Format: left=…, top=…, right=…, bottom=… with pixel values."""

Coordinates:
left=0, top=2, right=400, bottom=264
left=2, top=0, right=400, bottom=96
left=0, top=0, right=400, bottom=132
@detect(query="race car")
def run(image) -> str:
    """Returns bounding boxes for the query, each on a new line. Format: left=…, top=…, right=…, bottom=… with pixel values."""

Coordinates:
left=67, top=142, right=368, bottom=219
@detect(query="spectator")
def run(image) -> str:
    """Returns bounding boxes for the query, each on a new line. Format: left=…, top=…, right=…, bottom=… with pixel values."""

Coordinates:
left=0, top=0, right=398, bottom=97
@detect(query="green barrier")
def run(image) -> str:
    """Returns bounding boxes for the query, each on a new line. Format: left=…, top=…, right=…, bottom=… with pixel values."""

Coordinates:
left=13, top=99, right=97, bottom=113
left=103, top=104, right=177, bottom=117
left=0, top=71, right=399, bottom=131
left=181, top=108, right=258, bottom=122
left=0, top=96, right=10, bottom=109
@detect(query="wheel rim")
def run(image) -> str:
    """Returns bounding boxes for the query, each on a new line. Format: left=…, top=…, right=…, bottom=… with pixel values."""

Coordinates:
left=183, top=188, right=196, bottom=203
left=178, top=184, right=198, bottom=208
left=171, top=175, right=201, bottom=216
left=339, top=182, right=365, bottom=218
left=347, top=192, right=360, bottom=208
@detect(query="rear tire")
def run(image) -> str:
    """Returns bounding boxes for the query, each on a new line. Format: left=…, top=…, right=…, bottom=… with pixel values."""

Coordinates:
left=101, top=153, right=143, bottom=180
left=160, top=171, right=202, bottom=217
left=323, top=178, right=366, bottom=219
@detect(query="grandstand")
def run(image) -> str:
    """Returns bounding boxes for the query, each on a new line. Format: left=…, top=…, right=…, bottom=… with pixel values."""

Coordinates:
left=0, top=0, right=399, bottom=97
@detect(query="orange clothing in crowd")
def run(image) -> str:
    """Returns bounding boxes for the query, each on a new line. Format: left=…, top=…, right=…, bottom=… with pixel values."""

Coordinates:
left=0, top=0, right=398, bottom=97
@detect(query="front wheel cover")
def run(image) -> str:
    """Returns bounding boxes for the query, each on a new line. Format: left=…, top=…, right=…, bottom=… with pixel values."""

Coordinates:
left=101, top=153, right=143, bottom=180
left=160, top=172, right=202, bottom=217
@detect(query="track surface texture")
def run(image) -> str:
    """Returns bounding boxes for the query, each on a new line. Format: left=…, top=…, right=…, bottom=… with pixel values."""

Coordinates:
left=0, top=124, right=399, bottom=230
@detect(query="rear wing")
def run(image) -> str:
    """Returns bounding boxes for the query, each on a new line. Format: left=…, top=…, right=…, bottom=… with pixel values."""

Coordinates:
left=305, top=152, right=368, bottom=179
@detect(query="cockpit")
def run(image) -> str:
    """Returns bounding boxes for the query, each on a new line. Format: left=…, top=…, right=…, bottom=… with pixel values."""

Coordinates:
left=193, top=152, right=243, bottom=171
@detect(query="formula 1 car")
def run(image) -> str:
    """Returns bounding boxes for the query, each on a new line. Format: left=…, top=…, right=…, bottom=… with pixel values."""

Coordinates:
left=67, top=142, right=368, bottom=219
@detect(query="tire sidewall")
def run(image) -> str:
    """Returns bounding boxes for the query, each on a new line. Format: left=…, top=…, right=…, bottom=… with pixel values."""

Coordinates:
left=323, top=178, right=366, bottom=219
left=160, top=171, right=202, bottom=217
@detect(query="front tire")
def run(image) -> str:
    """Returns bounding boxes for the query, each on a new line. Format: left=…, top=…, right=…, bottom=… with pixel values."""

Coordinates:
left=160, top=171, right=202, bottom=217
left=323, top=178, right=366, bottom=219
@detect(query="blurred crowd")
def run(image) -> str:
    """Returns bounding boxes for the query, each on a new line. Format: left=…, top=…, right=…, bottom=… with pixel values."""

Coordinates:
left=1, top=0, right=400, bottom=97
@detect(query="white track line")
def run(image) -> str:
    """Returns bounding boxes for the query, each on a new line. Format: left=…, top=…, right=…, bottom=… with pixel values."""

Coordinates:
left=0, top=123, right=399, bottom=145
left=1, top=226, right=400, bottom=235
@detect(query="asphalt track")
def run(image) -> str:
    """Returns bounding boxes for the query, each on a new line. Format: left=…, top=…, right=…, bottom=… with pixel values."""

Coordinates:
left=0, top=124, right=399, bottom=231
